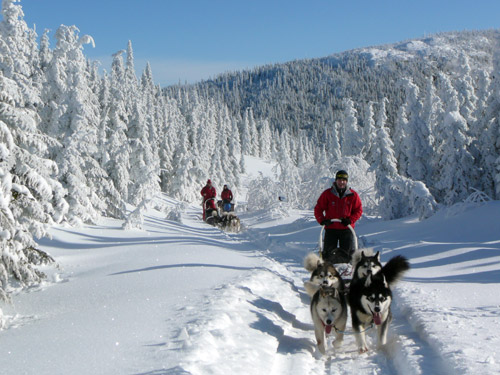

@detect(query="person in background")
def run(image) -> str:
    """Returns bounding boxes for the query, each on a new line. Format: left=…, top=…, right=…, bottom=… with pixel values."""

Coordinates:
left=314, top=170, right=363, bottom=263
left=221, top=184, right=233, bottom=212
left=201, top=179, right=217, bottom=220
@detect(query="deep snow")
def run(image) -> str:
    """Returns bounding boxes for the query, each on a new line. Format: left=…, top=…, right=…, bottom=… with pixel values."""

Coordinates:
left=1, top=158, right=500, bottom=375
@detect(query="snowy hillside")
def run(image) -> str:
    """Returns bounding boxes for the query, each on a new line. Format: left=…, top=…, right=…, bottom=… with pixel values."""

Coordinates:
left=1, top=158, right=499, bottom=375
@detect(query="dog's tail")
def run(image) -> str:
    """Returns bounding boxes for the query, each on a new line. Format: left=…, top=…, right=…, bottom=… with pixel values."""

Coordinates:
left=304, top=252, right=322, bottom=272
left=382, top=255, right=410, bottom=286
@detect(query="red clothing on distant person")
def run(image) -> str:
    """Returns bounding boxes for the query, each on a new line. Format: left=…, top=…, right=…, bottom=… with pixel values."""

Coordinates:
left=201, top=180, right=217, bottom=220
left=201, top=185, right=216, bottom=201
left=221, top=188, right=233, bottom=202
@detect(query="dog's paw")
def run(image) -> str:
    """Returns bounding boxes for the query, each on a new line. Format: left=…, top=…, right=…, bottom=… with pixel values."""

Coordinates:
left=333, top=339, right=343, bottom=349
left=358, top=347, right=369, bottom=354
left=316, top=340, right=326, bottom=355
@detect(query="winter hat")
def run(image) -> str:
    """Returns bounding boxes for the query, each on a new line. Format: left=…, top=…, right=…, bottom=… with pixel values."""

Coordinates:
left=335, top=170, right=348, bottom=180
left=207, top=179, right=212, bottom=184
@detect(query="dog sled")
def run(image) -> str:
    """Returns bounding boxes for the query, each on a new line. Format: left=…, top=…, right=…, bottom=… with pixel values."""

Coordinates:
left=202, top=198, right=241, bottom=232
left=318, top=219, right=358, bottom=288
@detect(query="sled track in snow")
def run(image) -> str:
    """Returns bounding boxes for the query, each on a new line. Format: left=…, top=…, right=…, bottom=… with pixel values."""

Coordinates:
left=237, top=221, right=459, bottom=375
left=163, top=216, right=458, bottom=374
left=263, top=257, right=458, bottom=375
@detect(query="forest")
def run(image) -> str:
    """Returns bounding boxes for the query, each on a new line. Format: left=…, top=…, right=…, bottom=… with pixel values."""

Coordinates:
left=0, top=0, right=499, bottom=298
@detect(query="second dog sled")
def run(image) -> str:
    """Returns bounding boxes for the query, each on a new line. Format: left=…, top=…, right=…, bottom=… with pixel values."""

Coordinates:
left=203, top=198, right=241, bottom=232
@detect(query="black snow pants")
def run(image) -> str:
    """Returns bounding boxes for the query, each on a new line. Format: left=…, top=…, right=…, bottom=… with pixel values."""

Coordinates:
left=322, top=228, right=354, bottom=264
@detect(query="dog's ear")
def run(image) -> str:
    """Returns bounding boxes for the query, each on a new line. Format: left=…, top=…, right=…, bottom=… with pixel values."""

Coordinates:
left=375, top=251, right=380, bottom=262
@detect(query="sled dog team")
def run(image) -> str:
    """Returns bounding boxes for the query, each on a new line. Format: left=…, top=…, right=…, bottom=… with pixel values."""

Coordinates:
left=304, top=249, right=410, bottom=355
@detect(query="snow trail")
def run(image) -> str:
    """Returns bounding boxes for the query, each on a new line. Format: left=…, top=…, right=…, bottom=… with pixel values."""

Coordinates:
left=2, top=196, right=499, bottom=374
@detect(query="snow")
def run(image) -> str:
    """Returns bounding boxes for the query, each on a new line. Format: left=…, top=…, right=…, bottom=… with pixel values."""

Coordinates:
left=1, top=157, right=500, bottom=374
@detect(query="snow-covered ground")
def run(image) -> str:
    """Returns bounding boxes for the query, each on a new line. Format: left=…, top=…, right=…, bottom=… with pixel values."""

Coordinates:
left=1, top=159, right=500, bottom=375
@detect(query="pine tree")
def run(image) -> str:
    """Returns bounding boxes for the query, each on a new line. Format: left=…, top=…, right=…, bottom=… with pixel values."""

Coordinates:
left=127, top=100, right=159, bottom=205
left=0, top=73, right=59, bottom=300
left=0, top=0, right=73, bottom=300
left=340, top=98, right=363, bottom=156
left=258, top=119, right=272, bottom=160
left=370, top=98, right=400, bottom=219
left=435, top=72, right=475, bottom=204
left=402, top=78, right=433, bottom=183
left=362, top=101, right=376, bottom=163
left=393, top=100, right=409, bottom=176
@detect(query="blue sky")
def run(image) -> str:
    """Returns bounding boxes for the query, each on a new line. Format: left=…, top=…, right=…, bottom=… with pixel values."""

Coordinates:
left=18, top=0, right=500, bottom=86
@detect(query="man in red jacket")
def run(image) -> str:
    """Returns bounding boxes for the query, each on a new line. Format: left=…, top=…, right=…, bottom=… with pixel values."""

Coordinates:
left=314, top=170, right=362, bottom=263
left=220, top=184, right=234, bottom=212
left=201, top=179, right=217, bottom=220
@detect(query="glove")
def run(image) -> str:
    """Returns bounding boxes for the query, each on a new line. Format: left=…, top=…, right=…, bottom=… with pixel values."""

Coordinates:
left=320, top=219, right=332, bottom=226
left=341, top=217, right=351, bottom=226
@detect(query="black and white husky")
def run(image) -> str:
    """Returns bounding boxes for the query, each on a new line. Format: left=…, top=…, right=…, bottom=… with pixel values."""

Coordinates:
left=348, top=251, right=410, bottom=353
left=310, top=286, right=348, bottom=355
left=303, top=252, right=344, bottom=297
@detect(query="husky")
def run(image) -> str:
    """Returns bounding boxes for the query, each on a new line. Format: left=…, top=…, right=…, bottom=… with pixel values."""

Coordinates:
left=348, top=253, right=410, bottom=353
left=351, top=249, right=383, bottom=282
left=310, top=285, right=348, bottom=355
left=303, top=252, right=344, bottom=297
left=220, top=212, right=241, bottom=232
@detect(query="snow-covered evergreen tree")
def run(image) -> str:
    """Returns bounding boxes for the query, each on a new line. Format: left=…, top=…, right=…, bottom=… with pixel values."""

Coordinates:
left=393, top=99, right=409, bottom=176
left=326, top=122, right=341, bottom=163
left=258, top=119, right=272, bottom=160
left=340, top=98, right=363, bottom=156
left=127, top=100, right=160, bottom=205
left=362, top=101, right=376, bottom=163
left=402, top=78, right=433, bottom=183
left=435, top=72, right=475, bottom=204
left=0, top=73, right=59, bottom=300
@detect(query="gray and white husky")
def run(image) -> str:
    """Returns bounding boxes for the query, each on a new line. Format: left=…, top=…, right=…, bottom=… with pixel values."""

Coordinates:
left=303, top=252, right=344, bottom=297
left=348, top=253, right=410, bottom=353
left=310, top=285, right=348, bottom=355
left=351, top=248, right=383, bottom=281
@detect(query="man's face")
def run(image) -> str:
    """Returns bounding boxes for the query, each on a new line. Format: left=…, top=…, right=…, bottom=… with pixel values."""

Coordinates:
left=336, top=178, right=347, bottom=189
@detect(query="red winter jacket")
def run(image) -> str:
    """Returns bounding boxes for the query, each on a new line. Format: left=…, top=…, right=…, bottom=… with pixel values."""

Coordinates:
left=221, top=188, right=233, bottom=202
left=314, top=186, right=363, bottom=230
left=201, top=185, right=216, bottom=201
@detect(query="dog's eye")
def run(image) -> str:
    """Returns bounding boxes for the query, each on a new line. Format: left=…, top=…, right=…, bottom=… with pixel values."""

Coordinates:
left=380, top=296, right=386, bottom=302
left=367, top=296, right=375, bottom=302
left=322, top=308, right=327, bottom=312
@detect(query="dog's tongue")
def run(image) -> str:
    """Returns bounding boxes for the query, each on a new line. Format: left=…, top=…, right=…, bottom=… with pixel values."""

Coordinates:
left=373, top=313, right=382, bottom=326
left=325, top=325, right=332, bottom=334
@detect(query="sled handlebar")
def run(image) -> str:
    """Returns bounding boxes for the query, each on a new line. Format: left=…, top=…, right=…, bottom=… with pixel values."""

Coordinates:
left=203, top=197, right=217, bottom=210
left=319, top=219, right=358, bottom=257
